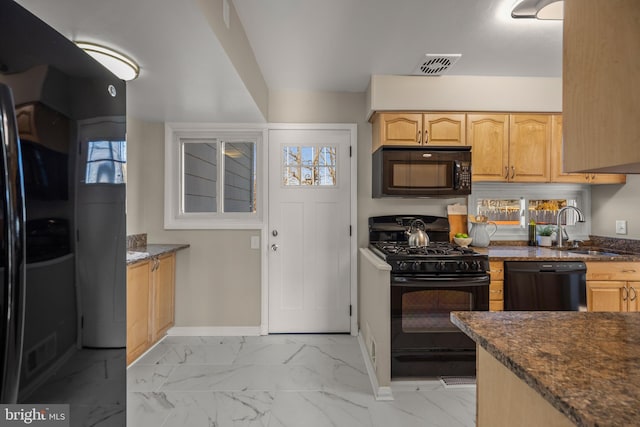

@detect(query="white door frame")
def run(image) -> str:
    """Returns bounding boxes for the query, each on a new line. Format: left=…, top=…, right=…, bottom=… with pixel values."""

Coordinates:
left=261, top=123, right=358, bottom=336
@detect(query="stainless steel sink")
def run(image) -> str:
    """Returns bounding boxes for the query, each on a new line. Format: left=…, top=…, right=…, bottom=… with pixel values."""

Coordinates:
left=567, top=249, right=622, bottom=256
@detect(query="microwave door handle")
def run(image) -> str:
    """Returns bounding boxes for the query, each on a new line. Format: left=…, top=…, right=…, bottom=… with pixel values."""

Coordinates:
left=454, top=161, right=461, bottom=189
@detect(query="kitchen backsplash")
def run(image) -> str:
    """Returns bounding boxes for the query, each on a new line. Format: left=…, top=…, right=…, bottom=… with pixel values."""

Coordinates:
left=590, top=236, right=640, bottom=253
left=127, top=233, right=147, bottom=249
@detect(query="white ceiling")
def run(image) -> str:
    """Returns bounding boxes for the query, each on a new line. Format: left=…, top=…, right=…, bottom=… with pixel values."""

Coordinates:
left=15, top=0, right=563, bottom=122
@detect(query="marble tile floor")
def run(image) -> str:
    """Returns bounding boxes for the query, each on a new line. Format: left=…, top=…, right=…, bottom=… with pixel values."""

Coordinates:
left=128, top=334, right=476, bottom=427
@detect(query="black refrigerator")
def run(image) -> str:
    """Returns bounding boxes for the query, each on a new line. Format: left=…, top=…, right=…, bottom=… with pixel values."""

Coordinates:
left=0, top=1, right=127, bottom=423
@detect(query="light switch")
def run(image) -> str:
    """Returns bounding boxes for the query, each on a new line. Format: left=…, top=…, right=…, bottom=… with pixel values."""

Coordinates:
left=615, top=220, right=627, bottom=235
left=250, top=235, right=260, bottom=249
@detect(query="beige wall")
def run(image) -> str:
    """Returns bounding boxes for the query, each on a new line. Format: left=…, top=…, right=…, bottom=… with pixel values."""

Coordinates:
left=126, top=118, right=261, bottom=327
left=367, top=75, right=563, bottom=117
left=591, top=175, right=640, bottom=239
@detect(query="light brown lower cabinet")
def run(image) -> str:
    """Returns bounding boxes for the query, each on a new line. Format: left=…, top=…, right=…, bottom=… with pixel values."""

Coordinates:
left=126, top=253, right=176, bottom=365
left=489, top=260, right=504, bottom=311
left=586, top=262, right=640, bottom=312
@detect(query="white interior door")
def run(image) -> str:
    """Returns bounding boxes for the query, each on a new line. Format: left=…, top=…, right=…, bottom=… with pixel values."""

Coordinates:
left=268, top=129, right=351, bottom=333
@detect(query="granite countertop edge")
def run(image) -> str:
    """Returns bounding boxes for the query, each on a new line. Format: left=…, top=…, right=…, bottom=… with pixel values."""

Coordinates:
left=126, top=243, right=190, bottom=265
left=475, top=245, right=640, bottom=261
left=450, top=314, right=584, bottom=426
left=451, top=312, right=640, bottom=427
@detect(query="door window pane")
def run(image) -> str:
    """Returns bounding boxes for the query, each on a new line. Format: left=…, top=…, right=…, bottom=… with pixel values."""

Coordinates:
left=85, top=140, right=126, bottom=184
left=282, top=145, right=336, bottom=186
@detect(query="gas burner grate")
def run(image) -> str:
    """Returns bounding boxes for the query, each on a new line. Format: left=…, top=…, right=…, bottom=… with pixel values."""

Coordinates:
left=374, top=242, right=477, bottom=257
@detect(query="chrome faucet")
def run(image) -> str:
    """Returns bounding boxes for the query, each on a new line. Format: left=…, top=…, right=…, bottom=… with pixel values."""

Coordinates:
left=556, top=206, right=585, bottom=248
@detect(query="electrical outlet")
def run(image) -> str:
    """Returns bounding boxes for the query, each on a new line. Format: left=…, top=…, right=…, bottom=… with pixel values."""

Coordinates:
left=616, top=220, right=627, bottom=235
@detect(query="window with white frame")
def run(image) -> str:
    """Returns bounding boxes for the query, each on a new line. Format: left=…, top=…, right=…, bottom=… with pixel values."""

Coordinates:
left=165, top=125, right=264, bottom=229
left=468, top=183, right=591, bottom=242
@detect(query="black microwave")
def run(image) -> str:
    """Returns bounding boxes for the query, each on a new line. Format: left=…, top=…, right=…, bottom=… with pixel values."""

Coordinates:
left=372, top=146, right=472, bottom=197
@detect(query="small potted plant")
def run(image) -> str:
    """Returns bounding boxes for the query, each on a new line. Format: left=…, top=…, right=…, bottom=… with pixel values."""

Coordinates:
left=537, top=225, right=555, bottom=247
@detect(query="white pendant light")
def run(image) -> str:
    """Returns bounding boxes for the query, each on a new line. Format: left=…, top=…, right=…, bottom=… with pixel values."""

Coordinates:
left=75, top=41, right=140, bottom=81
left=511, top=0, right=564, bottom=20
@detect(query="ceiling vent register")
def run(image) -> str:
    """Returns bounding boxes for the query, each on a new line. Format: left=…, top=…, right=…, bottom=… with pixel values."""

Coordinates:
left=413, top=54, right=462, bottom=76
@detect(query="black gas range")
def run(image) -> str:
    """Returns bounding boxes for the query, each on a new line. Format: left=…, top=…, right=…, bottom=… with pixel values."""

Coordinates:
left=368, top=215, right=490, bottom=378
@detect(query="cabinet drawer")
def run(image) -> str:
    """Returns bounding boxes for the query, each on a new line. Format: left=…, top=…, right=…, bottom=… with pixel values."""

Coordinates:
left=489, top=300, right=504, bottom=311
left=489, top=261, right=504, bottom=280
left=490, top=281, right=504, bottom=301
left=586, top=262, right=640, bottom=281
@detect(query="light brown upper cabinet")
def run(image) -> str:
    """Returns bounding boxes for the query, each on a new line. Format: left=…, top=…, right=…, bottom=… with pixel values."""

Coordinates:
left=563, top=0, right=640, bottom=173
left=551, top=115, right=626, bottom=184
left=371, top=112, right=466, bottom=151
left=467, top=114, right=509, bottom=182
left=508, top=114, right=551, bottom=182
left=469, top=114, right=550, bottom=182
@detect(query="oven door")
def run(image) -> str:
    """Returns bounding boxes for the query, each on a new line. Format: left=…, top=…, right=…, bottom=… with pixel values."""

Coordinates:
left=390, top=274, right=489, bottom=377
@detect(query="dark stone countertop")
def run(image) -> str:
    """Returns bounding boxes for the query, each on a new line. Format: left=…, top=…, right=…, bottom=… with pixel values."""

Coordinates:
left=451, top=311, right=640, bottom=427
left=126, top=243, right=190, bottom=265
left=473, top=245, right=640, bottom=262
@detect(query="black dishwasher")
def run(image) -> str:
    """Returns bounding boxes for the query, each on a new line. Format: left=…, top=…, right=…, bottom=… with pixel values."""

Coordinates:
left=504, top=261, right=587, bottom=311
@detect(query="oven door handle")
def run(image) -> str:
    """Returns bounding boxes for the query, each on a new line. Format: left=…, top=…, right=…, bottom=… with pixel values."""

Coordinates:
left=391, top=275, right=490, bottom=287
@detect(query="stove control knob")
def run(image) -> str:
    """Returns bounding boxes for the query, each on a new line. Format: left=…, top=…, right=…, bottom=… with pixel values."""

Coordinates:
left=398, top=262, right=409, bottom=271
left=435, top=261, right=447, bottom=271
left=412, top=262, right=421, bottom=271
left=472, top=261, right=482, bottom=271
left=458, top=261, right=470, bottom=271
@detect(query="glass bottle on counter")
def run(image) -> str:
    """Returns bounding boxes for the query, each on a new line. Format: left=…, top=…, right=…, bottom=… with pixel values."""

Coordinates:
left=528, top=219, right=537, bottom=246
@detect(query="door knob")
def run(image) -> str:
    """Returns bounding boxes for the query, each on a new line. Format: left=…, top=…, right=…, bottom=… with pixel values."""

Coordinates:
left=271, top=244, right=279, bottom=252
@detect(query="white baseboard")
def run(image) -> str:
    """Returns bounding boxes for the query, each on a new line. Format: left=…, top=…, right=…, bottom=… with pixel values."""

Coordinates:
left=167, top=326, right=262, bottom=336
left=357, top=332, right=394, bottom=401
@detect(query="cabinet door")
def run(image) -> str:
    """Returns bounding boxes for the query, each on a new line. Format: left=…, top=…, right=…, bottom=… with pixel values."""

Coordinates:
left=550, top=115, right=589, bottom=183
left=372, top=113, right=423, bottom=151
left=127, top=261, right=151, bottom=365
left=563, top=0, right=640, bottom=172
left=467, top=114, right=509, bottom=182
left=424, top=113, right=466, bottom=146
left=153, top=254, right=176, bottom=341
left=509, top=114, right=551, bottom=182
left=587, top=281, right=626, bottom=312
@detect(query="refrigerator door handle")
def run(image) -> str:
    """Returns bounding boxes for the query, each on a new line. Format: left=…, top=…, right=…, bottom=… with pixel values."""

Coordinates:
left=0, top=83, right=27, bottom=403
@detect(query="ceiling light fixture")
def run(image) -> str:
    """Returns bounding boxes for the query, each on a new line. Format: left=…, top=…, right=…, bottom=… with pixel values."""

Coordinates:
left=75, top=41, right=140, bottom=81
left=511, top=0, right=564, bottom=20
